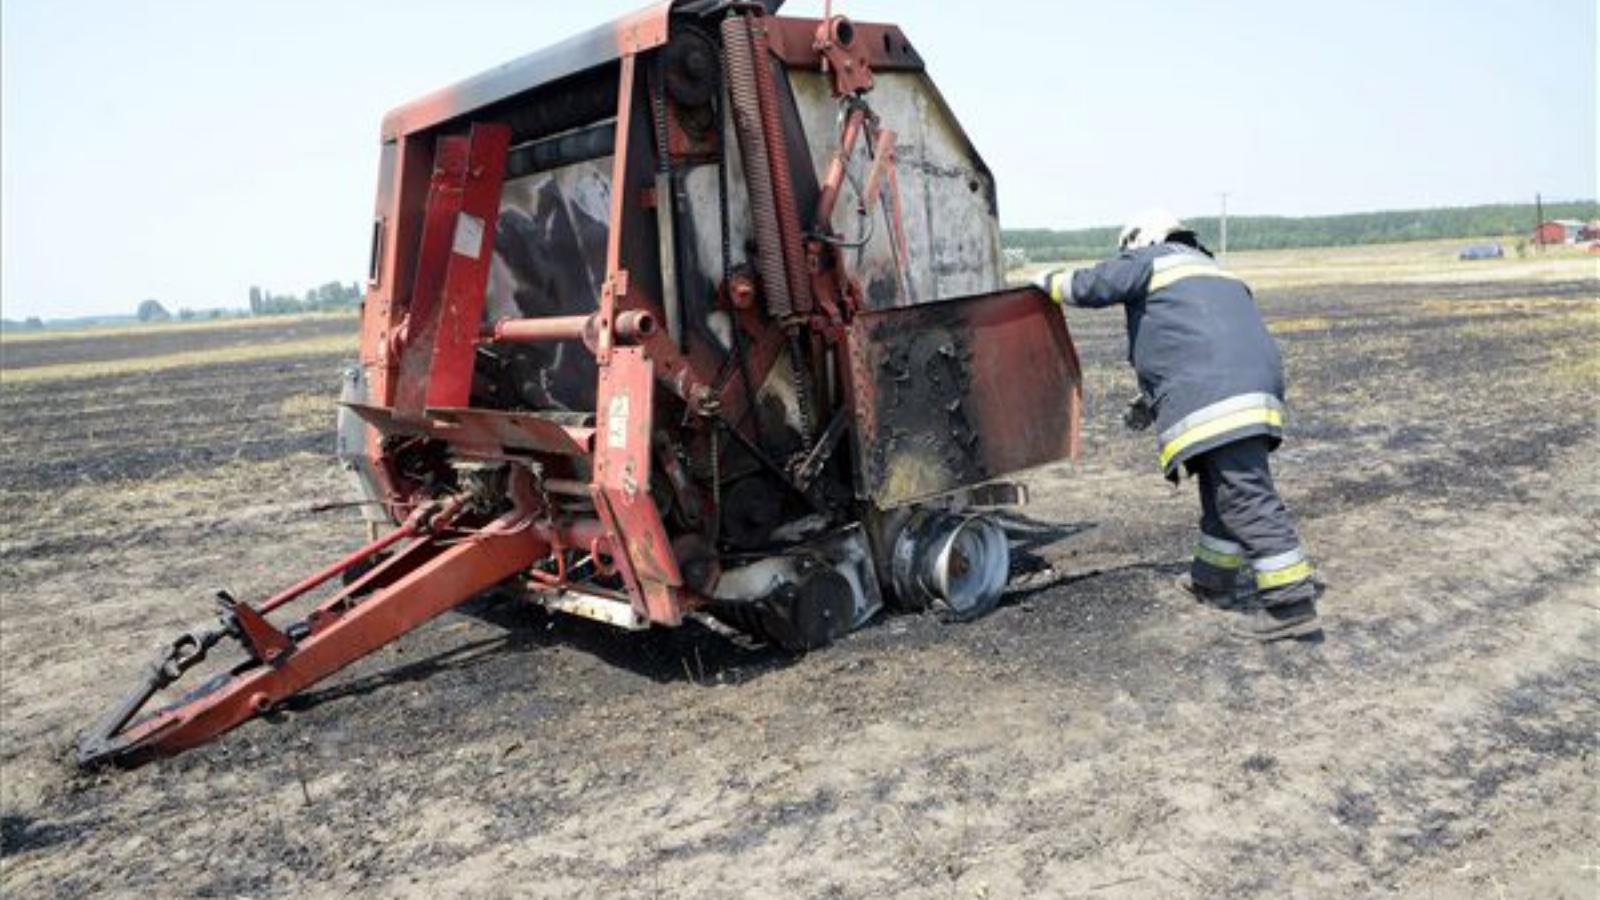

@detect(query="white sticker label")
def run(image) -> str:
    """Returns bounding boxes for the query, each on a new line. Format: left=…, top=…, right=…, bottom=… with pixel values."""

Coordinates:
left=607, top=394, right=631, bottom=449
left=451, top=212, right=485, bottom=259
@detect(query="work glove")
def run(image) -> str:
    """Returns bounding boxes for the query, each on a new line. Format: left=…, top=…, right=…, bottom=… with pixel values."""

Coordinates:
left=1122, top=393, right=1155, bottom=431
left=1032, top=268, right=1071, bottom=304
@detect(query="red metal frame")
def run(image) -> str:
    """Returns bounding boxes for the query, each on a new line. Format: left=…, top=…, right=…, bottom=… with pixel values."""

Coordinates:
left=81, top=20, right=697, bottom=766
left=111, top=503, right=548, bottom=763
left=764, top=16, right=923, bottom=76
left=393, top=124, right=511, bottom=419
left=594, top=347, right=685, bottom=623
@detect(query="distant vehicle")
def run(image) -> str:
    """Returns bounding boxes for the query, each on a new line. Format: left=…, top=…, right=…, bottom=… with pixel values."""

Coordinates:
left=1458, top=244, right=1504, bottom=260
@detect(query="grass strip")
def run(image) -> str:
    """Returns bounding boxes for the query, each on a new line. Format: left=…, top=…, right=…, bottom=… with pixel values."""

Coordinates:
left=1, top=334, right=357, bottom=384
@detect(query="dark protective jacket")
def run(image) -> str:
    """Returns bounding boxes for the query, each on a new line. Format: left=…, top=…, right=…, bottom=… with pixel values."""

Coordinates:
left=1049, top=242, right=1287, bottom=479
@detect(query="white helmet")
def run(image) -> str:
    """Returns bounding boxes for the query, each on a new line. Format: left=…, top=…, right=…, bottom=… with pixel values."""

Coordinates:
left=1118, top=208, right=1191, bottom=251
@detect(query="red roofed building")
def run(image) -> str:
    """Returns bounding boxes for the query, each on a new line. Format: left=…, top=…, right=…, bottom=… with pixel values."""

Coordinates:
left=1534, top=220, right=1585, bottom=245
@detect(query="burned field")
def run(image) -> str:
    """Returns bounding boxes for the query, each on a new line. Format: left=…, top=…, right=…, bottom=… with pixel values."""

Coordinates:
left=1, top=267, right=1596, bottom=898
left=0, top=316, right=354, bottom=372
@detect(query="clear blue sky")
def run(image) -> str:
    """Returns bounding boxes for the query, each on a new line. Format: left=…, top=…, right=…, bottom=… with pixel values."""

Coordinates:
left=2, top=0, right=1594, bottom=319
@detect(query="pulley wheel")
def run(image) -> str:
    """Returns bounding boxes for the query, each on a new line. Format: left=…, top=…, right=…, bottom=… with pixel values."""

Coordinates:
left=890, top=511, right=1011, bottom=622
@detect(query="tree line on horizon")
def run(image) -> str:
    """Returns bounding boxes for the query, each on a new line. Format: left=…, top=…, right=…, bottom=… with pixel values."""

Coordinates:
left=1002, top=200, right=1599, bottom=262
left=248, top=281, right=363, bottom=316
left=122, top=281, right=365, bottom=324
left=1, top=281, right=366, bottom=332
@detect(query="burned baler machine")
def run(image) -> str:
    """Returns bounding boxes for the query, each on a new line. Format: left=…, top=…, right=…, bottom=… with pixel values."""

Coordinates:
left=78, top=1, right=1082, bottom=767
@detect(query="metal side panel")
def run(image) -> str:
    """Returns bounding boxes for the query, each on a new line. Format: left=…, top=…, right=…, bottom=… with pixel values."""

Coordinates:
left=845, top=287, right=1083, bottom=508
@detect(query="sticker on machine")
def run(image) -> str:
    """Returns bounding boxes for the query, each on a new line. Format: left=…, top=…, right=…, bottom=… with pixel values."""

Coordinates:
left=451, top=213, right=485, bottom=258
left=607, top=393, right=631, bottom=449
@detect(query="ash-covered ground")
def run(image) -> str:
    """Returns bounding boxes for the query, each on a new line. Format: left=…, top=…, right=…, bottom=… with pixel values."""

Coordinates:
left=2, top=272, right=1596, bottom=898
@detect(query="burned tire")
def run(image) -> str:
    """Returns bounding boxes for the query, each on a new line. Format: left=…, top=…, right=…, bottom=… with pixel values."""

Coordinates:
left=710, top=563, right=854, bottom=652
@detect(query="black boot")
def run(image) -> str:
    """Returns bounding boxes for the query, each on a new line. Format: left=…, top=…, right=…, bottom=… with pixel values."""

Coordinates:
left=1229, top=584, right=1323, bottom=642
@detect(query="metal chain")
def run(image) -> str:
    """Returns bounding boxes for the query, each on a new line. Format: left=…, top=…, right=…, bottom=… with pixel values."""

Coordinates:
left=787, top=331, right=816, bottom=443
left=709, top=422, right=722, bottom=547
left=649, top=53, right=672, bottom=174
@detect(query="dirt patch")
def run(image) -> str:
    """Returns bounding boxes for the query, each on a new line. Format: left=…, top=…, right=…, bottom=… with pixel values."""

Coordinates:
left=2, top=283, right=1597, bottom=898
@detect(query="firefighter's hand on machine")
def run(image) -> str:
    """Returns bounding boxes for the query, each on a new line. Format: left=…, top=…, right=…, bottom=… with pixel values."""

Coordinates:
left=1033, top=268, right=1072, bottom=304
left=1123, top=394, right=1156, bottom=431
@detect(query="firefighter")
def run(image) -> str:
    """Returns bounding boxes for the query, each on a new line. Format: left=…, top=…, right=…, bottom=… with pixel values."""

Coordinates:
left=1036, top=209, right=1322, bottom=641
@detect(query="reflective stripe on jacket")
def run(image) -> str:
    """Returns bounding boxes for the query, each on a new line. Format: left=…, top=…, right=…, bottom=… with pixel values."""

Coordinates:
left=1067, top=242, right=1288, bottom=478
left=1157, top=392, right=1285, bottom=472
left=1148, top=252, right=1243, bottom=291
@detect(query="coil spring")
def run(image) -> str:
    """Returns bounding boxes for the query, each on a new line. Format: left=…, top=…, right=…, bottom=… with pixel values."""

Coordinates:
left=720, top=14, right=791, bottom=320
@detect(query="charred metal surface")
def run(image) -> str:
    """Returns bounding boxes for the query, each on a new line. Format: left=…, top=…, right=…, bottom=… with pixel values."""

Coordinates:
left=863, top=323, right=986, bottom=500
left=492, top=69, right=622, bottom=146
left=504, top=122, right=617, bottom=179
left=846, top=287, right=1083, bottom=507
left=480, top=164, right=612, bottom=413
left=709, top=566, right=854, bottom=651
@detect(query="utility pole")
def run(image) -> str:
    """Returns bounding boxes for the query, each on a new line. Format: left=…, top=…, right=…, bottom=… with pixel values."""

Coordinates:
left=1534, top=192, right=1545, bottom=251
left=1219, top=191, right=1230, bottom=259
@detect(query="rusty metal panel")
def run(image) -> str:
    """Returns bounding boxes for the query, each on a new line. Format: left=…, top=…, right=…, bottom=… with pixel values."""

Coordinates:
left=845, top=287, right=1082, bottom=508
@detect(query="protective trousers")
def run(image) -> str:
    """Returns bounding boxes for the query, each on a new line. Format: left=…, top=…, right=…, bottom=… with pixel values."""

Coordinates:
left=1187, top=437, right=1317, bottom=606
